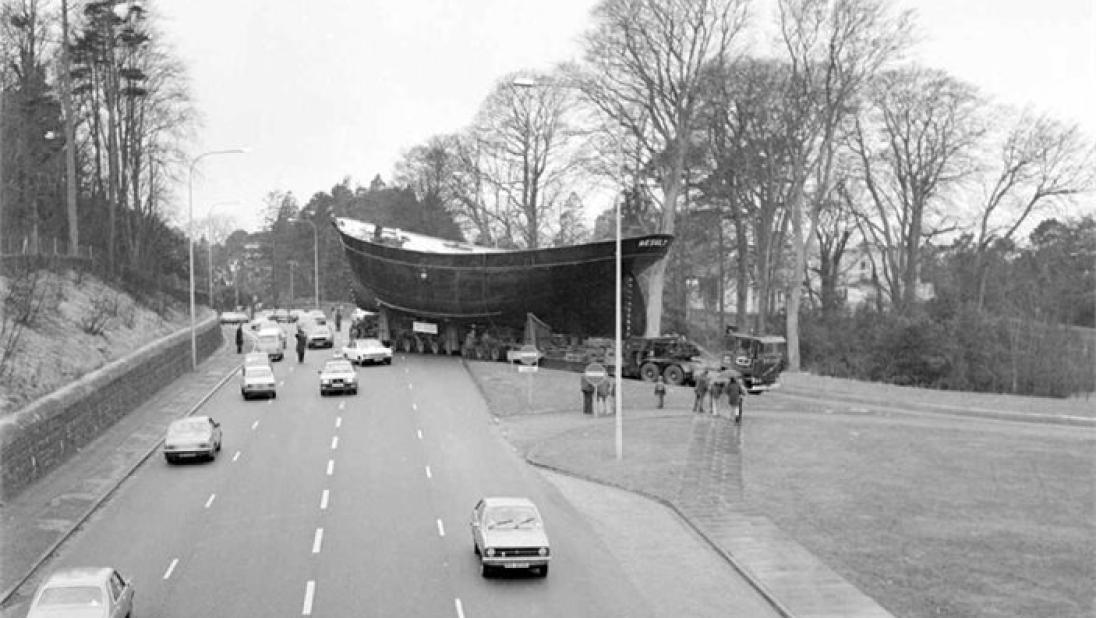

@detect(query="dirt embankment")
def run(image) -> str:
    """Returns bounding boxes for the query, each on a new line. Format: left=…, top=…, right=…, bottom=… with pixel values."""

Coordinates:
left=0, top=269, right=193, bottom=415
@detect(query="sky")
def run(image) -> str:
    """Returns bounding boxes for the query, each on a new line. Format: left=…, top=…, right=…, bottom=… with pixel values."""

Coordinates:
left=157, top=0, right=1096, bottom=232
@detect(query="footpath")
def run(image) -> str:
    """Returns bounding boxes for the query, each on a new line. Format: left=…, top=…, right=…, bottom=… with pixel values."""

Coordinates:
left=0, top=330, right=242, bottom=607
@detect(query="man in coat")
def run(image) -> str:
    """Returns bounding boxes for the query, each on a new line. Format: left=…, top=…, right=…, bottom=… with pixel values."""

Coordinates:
left=295, top=327, right=308, bottom=363
left=235, top=324, right=244, bottom=354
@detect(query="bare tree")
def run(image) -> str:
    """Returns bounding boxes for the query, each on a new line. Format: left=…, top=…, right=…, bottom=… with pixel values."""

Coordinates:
left=970, top=110, right=1095, bottom=308
left=777, top=0, right=913, bottom=369
left=578, top=0, right=749, bottom=336
left=848, top=66, right=984, bottom=311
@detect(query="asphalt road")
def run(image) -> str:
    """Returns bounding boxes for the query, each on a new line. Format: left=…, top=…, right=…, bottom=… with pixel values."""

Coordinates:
left=6, top=348, right=778, bottom=617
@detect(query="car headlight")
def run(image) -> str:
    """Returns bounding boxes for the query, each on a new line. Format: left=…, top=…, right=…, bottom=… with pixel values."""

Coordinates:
left=538, top=547, right=549, bottom=557
left=485, top=548, right=496, bottom=557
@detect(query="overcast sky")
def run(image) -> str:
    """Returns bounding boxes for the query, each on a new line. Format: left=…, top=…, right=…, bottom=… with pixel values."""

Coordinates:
left=157, top=0, right=1096, bottom=232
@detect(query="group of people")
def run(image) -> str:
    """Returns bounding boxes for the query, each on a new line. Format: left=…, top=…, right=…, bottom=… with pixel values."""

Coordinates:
left=690, top=369, right=747, bottom=423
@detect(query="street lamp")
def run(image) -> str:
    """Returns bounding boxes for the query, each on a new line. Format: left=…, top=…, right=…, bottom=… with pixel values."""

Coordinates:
left=294, top=217, right=320, bottom=310
left=513, top=76, right=624, bottom=459
left=188, top=148, right=246, bottom=370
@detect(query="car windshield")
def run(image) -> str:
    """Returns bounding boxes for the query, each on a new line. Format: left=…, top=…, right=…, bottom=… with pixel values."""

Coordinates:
left=362, top=339, right=383, bottom=347
left=38, top=585, right=104, bottom=606
left=485, top=506, right=540, bottom=529
left=246, top=367, right=274, bottom=379
left=170, top=418, right=209, bottom=434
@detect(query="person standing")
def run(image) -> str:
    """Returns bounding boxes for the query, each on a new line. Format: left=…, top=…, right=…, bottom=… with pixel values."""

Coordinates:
left=654, top=376, right=667, bottom=409
left=295, top=327, right=307, bottom=363
left=235, top=323, right=244, bottom=354
left=692, top=370, right=709, bottom=414
left=581, top=375, right=595, bottom=415
left=727, top=372, right=747, bottom=423
left=709, top=373, right=725, bottom=417
left=335, top=307, right=342, bottom=333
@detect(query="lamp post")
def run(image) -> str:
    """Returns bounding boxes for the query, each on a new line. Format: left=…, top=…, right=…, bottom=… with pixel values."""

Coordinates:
left=188, top=149, right=246, bottom=370
left=513, top=76, right=624, bottom=459
left=295, top=217, right=319, bottom=309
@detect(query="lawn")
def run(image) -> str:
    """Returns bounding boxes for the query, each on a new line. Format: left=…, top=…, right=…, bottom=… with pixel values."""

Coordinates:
left=469, top=360, right=1096, bottom=618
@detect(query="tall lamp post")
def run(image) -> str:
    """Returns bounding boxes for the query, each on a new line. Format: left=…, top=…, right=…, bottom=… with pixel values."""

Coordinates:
left=295, top=217, right=320, bottom=309
left=513, top=76, right=624, bottom=459
left=188, top=149, right=246, bottom=370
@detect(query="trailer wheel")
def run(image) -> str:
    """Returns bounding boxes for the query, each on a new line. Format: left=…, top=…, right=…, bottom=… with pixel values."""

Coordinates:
left=401, top=338, right=413, bottom=353
left=639, top=362, right=661, bottom=382
left=663, top=364, right=686, bottom=386
left=431, top=340, right=440, bottom=354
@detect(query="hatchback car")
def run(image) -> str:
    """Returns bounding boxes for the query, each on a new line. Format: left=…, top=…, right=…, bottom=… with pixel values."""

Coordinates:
left=470, top=497, right=551, bottom=577
left=26, top=567, right=134, bottom=618
left=163, top=416, right=222, bottom=463
left=303, top=319, right=334, bottom=348
left=319, top=358, right=357, bottom=396
left=342, top=338, right=392, bottom=365
left=240, top=364, right=277, bottom=400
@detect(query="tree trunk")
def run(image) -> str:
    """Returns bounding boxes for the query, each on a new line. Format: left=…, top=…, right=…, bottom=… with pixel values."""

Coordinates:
left=646, top=141, right=686, bottom=337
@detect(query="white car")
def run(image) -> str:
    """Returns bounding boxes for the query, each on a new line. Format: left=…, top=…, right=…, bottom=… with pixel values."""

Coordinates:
left=343, top=338, right=392, bottom=365
left=250, top=327, right=285, bottom=362
left=26, top=567, right=134, bottom=618
left=470, top=497, right=551, bottom=577
left=319, top=358, right=358, bottom=396
left=240, top=364, right=277, bottom=400
left=164, top=416, right=223, bottom=463
left=303, top=319, right=334, bottom=348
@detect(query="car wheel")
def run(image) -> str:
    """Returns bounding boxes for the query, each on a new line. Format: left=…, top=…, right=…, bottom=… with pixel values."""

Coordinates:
left=480, top=562, right=492, bottom=578
left=473, top=540, right=480, bottom=555
left=208, top=449, right=217, bottom=461
left=242, top=392, right=249, bottom=401
left=385, top=358, right=392, bottom=365
left=639, top=362, right=661, bottom=382
left=164, top=453, right=174, bottom=464
left=538, top=564, right=549, bottom=577
left=663, top=364, right=686, bottom=386
left=216, top=440, right=222, bottom=452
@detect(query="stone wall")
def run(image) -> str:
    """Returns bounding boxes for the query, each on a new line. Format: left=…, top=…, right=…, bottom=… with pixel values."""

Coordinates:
left=0, top=317, right=223, bottom=501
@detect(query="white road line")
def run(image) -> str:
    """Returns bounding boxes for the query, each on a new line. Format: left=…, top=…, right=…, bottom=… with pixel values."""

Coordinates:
left=425, top=465, right=432, bottom=479
left=412, top=403, right=418, bottom=411
left=251, top=420, right=259, bottom=430
left=331, top=436, right=339, bottom=450
left=437, top=518, right=445, bottom=537
left=320, top=489, right=329, bottom=510
left=204, top=493, right=216, bottom=509
left=162, top=558, right=178, bottom=580
left=454, top=597, right=465, bottom=618
left=312, top=527, right=324, bottom=554
left=338, top=401, right=345, bottom=410
left=417, top=429, right=423, bottom=440
left=408, top=382, right=413, bottom=390
left=232, top=451, right=240, bottom=462
left=326, top=459, right=334, bottom=476
left=302, top=580, right=315, bottom=616
left=335, top=416, right=342, bottom=428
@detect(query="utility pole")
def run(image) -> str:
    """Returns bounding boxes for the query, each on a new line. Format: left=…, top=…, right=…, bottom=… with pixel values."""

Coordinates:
left=60, top=0, right=79, bottom=256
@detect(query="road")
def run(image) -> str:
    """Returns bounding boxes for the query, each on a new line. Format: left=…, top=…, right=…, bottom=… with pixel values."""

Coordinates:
left=6, top=346, right=779, bottom=617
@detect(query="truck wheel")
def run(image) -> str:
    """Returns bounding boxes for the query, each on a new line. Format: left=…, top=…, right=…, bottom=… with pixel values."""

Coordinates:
left=663, top=365, right=686, bottom=386
left=639, top=362, right=661, bottom=382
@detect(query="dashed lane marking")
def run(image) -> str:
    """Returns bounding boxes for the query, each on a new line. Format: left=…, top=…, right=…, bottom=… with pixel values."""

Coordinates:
left=412, top=403, right=418, bottom=412
left=331, top=436, right=339, bottom=450
left=425, top=465, right=432, bottom=479
left=320, top=489, right=329, bottom=510
left=251, top=420, right=260, bottom=430
left=417, top=429, right=423, bottom=440
left=162, top=558, right=178, bottom=580
left=312, top=528, right=324, bottom=554
left=204, top=493, right=216, bottom=509
left=335, top=416, right=342, bottom=428
left=455, top=597, right=465, bottom=618
left=302, top=580, right=315, bottom=616
left=437, top=519, right=445, bottom=537
left=338, top=401, right=345, bottom=411
left=232, top=451, right=240, bottom=462
left=326, top=459, right=335, bottom=476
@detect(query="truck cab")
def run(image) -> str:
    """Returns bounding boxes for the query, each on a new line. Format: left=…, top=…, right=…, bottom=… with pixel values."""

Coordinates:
left=720, top=331, right=786, bottom=393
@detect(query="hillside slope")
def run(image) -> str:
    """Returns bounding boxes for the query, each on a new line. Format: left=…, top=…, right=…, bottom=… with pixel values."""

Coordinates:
left=0, top=269, right=195, bottom=414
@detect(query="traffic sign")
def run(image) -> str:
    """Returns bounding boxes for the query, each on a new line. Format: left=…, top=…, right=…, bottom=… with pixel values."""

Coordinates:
left=583, top=362, right=607, bottom=386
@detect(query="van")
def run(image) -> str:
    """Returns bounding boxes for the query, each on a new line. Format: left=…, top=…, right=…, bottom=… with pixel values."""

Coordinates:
left=253, top=329, right=284, bottom=361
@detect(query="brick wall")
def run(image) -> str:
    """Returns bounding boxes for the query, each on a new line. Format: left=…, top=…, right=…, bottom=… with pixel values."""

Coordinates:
left=0, top=317, right=224, bottom=501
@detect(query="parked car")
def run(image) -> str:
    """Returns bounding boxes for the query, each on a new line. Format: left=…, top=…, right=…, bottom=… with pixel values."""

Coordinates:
left=240, top=364, right=277, bottom=400
left=318, top=358, right=357, bottom=396
left=470, top=496, right=551, bottom=577
left=219, top=310, right=249, bottom=325
left=342, top=338, right=392, bottom=365
left=163, top=416, right=222, bottom=463
left=26, top=567, right=134, bottom=618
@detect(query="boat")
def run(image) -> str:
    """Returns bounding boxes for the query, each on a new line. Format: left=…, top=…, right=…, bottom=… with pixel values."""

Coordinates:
left=333, top=218, right=673, bottom=338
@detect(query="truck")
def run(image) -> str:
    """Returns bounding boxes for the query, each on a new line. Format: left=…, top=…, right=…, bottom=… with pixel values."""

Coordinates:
left=719, top=330, right=787, bottom=393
